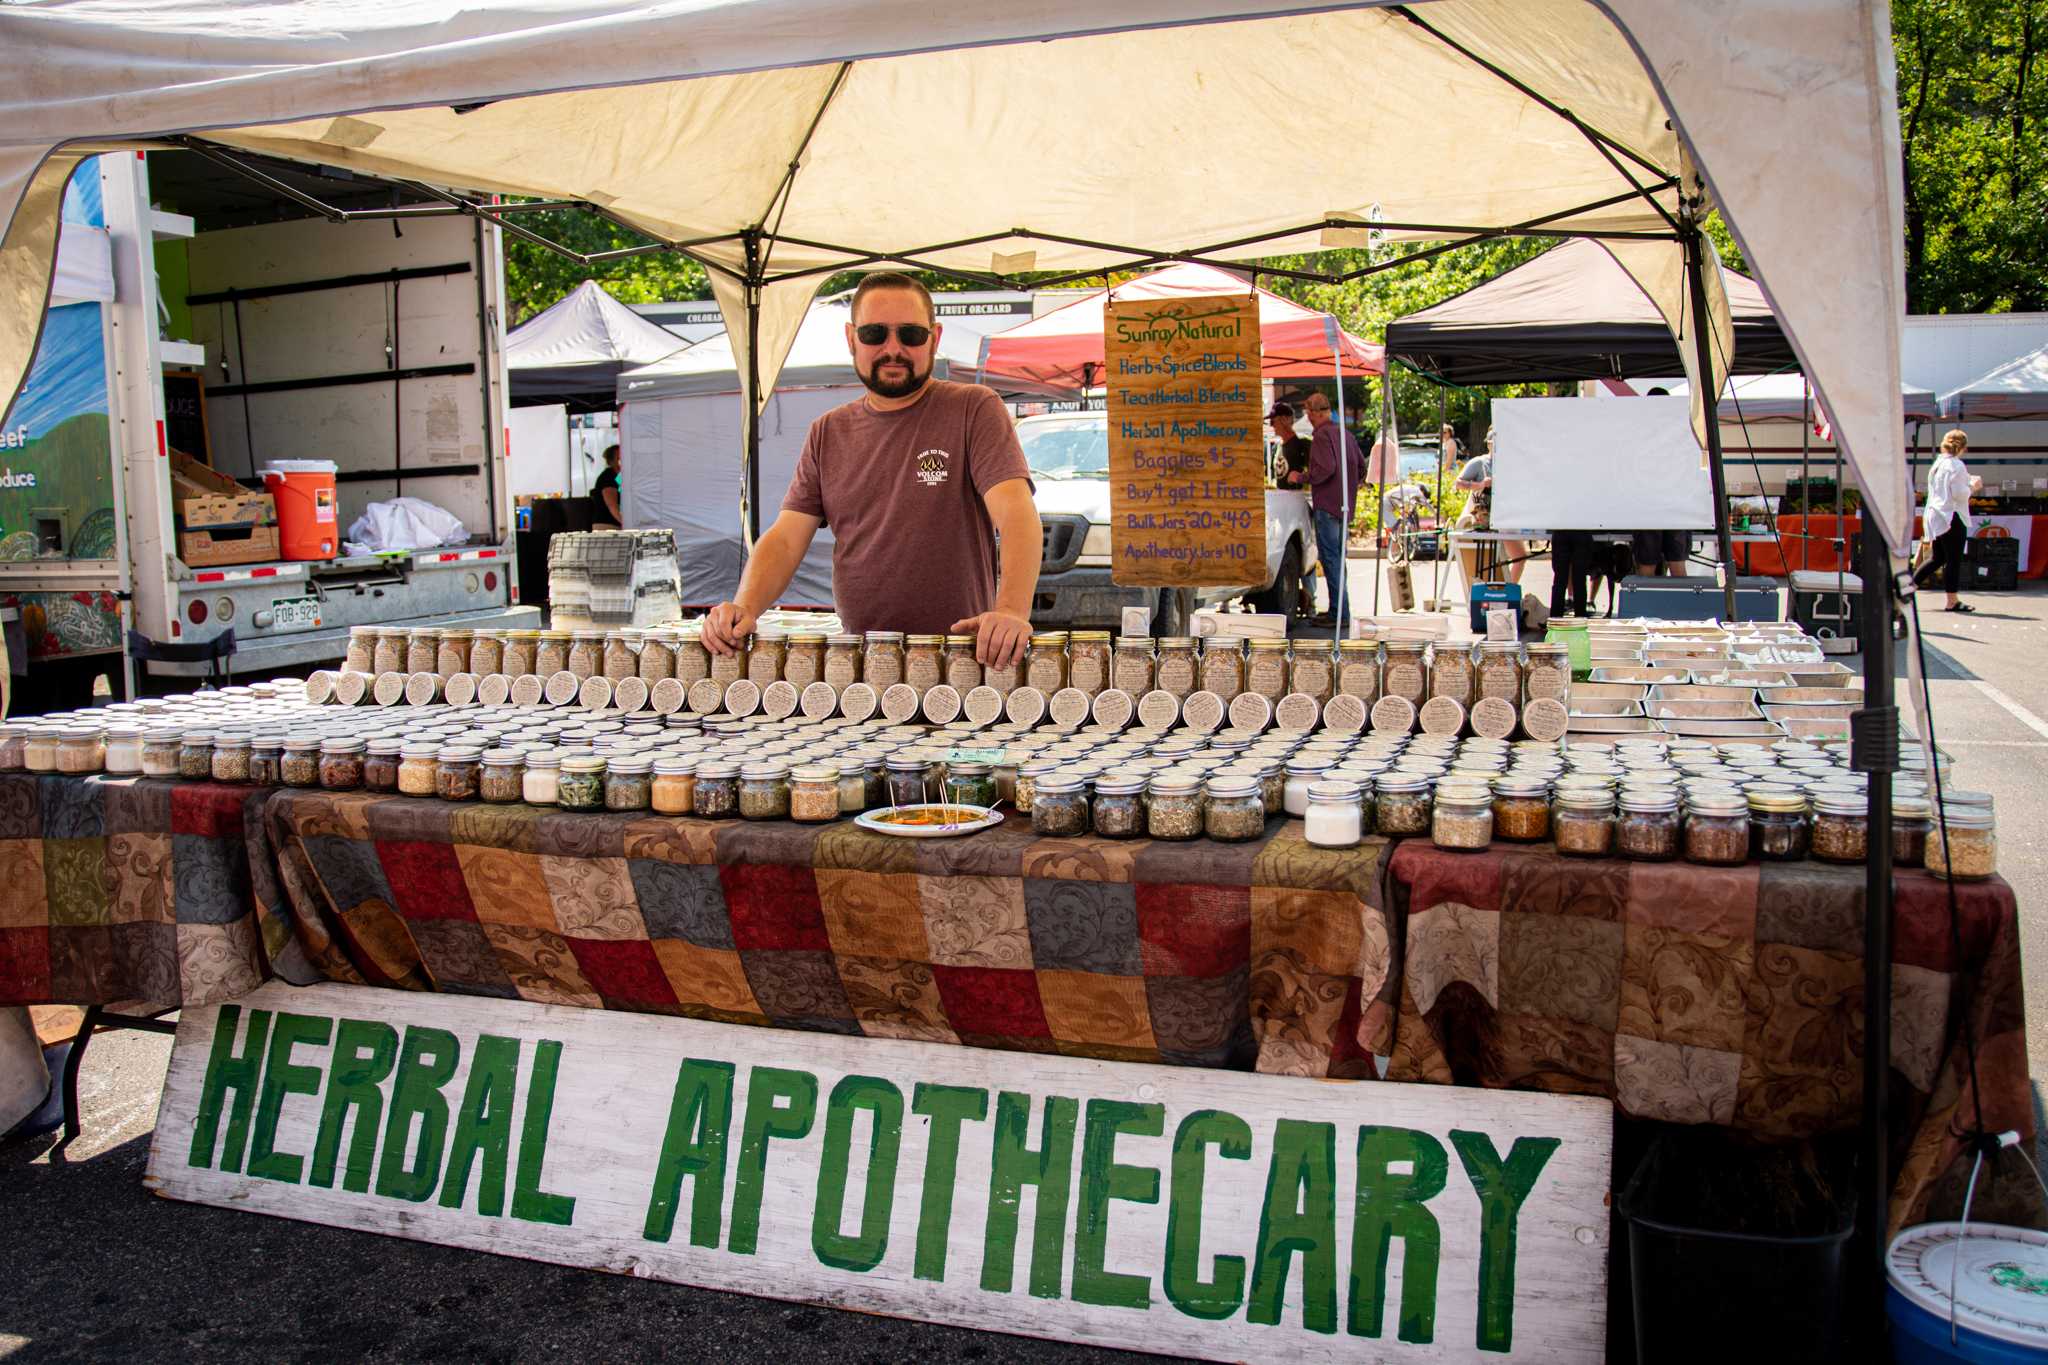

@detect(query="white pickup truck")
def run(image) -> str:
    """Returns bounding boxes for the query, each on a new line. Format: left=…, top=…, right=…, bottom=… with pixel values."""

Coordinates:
left=1020, top=412, right=1314, bottom=635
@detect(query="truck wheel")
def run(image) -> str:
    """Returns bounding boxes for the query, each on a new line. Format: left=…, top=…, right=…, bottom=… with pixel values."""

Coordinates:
left=1149, top=587, right=1188, bottom=637
left=1253, top=540, right=1303, bottom=618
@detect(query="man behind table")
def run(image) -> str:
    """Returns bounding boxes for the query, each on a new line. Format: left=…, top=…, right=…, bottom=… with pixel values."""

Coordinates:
left=703, top=273, right=1042, bottom=666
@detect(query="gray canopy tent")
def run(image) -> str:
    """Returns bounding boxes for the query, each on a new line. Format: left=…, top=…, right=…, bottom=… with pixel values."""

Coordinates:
left=0, top=0, right=1923, bottom=1314
left=505, top=279, right=689, bottom=412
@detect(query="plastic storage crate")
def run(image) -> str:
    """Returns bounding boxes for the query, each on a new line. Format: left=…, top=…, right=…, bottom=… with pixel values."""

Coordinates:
left=1964, top=535, right=2020, bottom=591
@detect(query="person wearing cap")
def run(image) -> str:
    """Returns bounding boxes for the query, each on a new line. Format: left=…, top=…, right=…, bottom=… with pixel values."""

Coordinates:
left=1268, top=402, right=1311, bottom=490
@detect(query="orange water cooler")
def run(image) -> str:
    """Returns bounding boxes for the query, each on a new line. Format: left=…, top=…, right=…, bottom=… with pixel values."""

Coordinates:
left=259, top=460, right=340, bottom=559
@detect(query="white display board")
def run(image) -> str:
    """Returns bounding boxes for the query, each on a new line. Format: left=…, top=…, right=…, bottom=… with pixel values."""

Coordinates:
left=149, top=982, right=1612, bottom=1364
left=506, top=403, right=572, bottom=500
left=1489, top=396, right=1712, bottom=532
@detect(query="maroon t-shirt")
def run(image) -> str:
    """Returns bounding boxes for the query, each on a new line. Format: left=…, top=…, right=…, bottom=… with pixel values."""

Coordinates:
left=782, top=381, right=1032, bottom=635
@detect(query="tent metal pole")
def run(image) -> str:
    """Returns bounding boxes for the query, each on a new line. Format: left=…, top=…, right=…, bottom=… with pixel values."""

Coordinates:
left=1331, top=347, right=1350, bottom=641
left=1854, top=514, right=1898, bottom=1323
left=1435, top=383, right=1448, bottom=609
left=1801, top=380, right=1812, bottom=572
left=743, top=231, right=764, bottom=549
left=1682, top=226, right=1741, bottom=623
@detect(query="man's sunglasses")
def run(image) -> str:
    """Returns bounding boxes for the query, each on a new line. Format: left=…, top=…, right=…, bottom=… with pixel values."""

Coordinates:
left=854, top=323, right=933, bottom=347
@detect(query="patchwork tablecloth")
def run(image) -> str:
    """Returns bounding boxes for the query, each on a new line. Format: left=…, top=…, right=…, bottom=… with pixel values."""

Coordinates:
left=1385, top=841, right=2032, bottom=1231
left=0, top=773, right=275, bottom=1010
left=259, top=790, right=1397, bottom=1079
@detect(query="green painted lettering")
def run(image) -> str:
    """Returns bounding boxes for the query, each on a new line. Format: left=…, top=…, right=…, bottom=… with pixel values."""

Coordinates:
left=1349, top=1125, right=1448, bottom=1343
left=811, top=1075, right=904, bottom=1272
left=187, top=1005, right=271, bottom=1173
left=1247, top=1119, right=1338, bottom=1335
left=643, top=1059, right=737, bottom=1246
left=1163, top=1109, right=1252, bottom=1320
left=1451, top=1130, right=1560, bottom=1354
left=910, top=1083, right=988, bottom=1282
left=510, top=1039, right=576, bottom=1226
left=981, top=1091, right=1079, bottom=1299
left=729, top=1067, right=818, bottom=1254
left=1072, top=1099, right=1163, bottom=1310
left=246, top=1012, right=333, bottom=1184
left=439, top=1034, right=520, bottom=1216
left=374, top=1026, right=459, bottom=1202
left=310, top=1018, right=397, bottom=1192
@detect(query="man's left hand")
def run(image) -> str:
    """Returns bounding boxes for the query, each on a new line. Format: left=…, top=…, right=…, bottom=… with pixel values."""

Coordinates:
left=951, top=609, right=1032, bottom=669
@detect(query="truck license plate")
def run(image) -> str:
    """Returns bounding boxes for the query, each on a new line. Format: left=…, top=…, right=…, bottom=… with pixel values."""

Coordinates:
left=270, top=597, right=322, bottom=633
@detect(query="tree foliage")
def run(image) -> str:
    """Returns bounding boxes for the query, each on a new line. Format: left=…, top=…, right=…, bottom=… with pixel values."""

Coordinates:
left=1895, top=0, right=2048, bottom=312
left=502, top=208, right=710, bottom=325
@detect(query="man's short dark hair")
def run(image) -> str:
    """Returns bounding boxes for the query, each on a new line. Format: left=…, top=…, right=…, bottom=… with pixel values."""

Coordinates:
left=852, top=271, right=935, bottom=326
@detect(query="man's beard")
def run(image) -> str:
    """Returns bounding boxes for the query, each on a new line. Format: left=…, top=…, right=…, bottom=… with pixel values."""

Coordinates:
left=858, top=353, right=931, bottom=399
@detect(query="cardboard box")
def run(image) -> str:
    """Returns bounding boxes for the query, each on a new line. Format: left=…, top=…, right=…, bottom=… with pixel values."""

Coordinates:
left=171, top=452, right=275, bottom=534
left=179, top=522, right=281, bottom=567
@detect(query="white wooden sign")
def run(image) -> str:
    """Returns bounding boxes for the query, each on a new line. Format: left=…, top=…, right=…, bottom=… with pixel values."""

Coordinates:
left=147, top=983, right=1612, bottom=1362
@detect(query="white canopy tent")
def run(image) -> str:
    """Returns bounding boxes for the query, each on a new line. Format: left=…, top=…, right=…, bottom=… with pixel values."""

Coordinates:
left=1939, top=345, right=2048, bottom=422
left=1672, top=373, right=1941, bottom=425
left=0, top=0, right=1909, bottom=559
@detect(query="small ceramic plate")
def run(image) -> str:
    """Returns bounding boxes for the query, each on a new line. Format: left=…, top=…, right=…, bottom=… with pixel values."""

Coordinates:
left=853, top=803, right=1003, bottom=839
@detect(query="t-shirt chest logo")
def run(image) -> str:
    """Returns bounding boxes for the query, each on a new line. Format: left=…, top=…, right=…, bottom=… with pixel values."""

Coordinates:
left=914, top=448, right=952, bottom=488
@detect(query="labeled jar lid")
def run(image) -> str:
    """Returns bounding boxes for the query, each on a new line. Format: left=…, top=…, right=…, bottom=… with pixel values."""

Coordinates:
left=1004, top=686, right=1047, bottom=727
left=798, top=680, right=839, bottom=720
left=1418, top=696, right=1466, bottom=735
left=1469, top=696, right=1518, bottom=739
left=962, top=685, right=1005, bottom=727
left=544, top=671, right=582, bottom=706
left=723, top=678, right=761, bottom=717
left=1136, top=690, right=1182, bottom=730
left=1370, top=695, right=1417, bottom=735
left=1520, top=697, right=1568, bottom=742
left=1274, top=693, right=1322, bottom=732
left=879, top=683, right=921, bottom=723
left=1181, top=690, right=1226, bottom=733
left=1044, top=687, right=1088, bottom=729
left=1321, top=693, right=1367, bottom=735
left=1227, top=691, right=1273, bottom=731
left=923, top=684, right=965, bottom=725
left=686, top=678, right=726, bottom=714
left=303, top=672, right=336, bottom=705
left=579, top=675, right=616, bottom=710
left=760, top=679, right=800, bottom=720
left=839, top=682, right=880, bottom=722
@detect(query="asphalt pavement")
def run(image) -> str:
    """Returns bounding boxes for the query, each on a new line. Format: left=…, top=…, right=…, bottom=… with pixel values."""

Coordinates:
left=5, top=561, right=2045, bottom=1362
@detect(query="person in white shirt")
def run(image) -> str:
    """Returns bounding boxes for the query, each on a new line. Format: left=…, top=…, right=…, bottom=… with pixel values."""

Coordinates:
left=1915, top=428, right=1983, bottom=612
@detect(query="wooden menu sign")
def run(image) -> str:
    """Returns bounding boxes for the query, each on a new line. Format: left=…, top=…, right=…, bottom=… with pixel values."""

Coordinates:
left=1105, top=294, right=1266, bottom=586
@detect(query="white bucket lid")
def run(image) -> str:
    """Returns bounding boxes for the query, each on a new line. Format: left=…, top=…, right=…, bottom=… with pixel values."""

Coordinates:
left=1888, top=1222, right=2048, bottom=1348
left=260, top=460, right=339, bottom=474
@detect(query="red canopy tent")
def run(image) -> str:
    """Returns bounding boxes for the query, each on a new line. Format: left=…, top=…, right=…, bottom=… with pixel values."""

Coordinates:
left=976, top=262, right=1383, bottom=391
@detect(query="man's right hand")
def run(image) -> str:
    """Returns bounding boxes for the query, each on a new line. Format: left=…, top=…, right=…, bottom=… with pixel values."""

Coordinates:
left=703, top=602, right=757, bottom=655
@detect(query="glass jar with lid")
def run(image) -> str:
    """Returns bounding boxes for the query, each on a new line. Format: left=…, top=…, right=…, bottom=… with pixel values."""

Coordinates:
left=945, top=761, right=997, bottom=809
left=1146, top=773, right=1205, bottom=841
left=58, top=725, right=106, bottom=776
left=1523, top=642, right=1571, bottom=704
left=1112, top=637, right=1156, bottom=695
left=634, top=630, right=676, bottom=684
left=1198, top=638, right=1244, bottom=700
left=1306, top=780, right=1367, bottom=849
left=1014, top=759, right=1061, bottom=814
left=523, top=748, right=563, bottom=806
left=469, top=630, right=505, bottom=678
left=782, top=633, right=826, bottom=689
left=824, top=635, right=864, bottom=690
left=1289, top=644, right=1335, bottom=704
left=835, top=762, right=868, bottom=814
left=1428, top=643, right=1476, bottom=708
left=179, top=729, right=216, bottom=781
left=1552, top=787, right=1615, bottom=856
left=1806, top=789, right=1867, bottom=863
left=1746, top=786, right=1810, bottom=861
left=1240, top=639, right=1288, bottom=701
left=1382, top=641, right=1428, bottom=706
left=603, top=631, right=641, bottom=682
left=1025, top=633, right=1069, bottom=694
left=1490, top=775, right=1551, bottom=842
left=0, top=722, right=27, bottom=772
left=320, top=738, right=368, bottom=792
left=1203, top=773, right=1266, bottom=842
left=436, top=629, right=474, bottom=680
left=480, top=750, right=525, bottom=804
left=705, top=635, right=747, bottom=686
left=861, top=632, right=906, bottom=689
left=431, top=746, right=479, bottom=801
left=885, top=754, right=938, bottom=808
left=897, top=635, right=942, bottom=692
left=1927, top=801, right=1996, bottom=881
left=1153, top=637, right=1198, bottom=699
left=1891, top=794, right=1931, bottom=869
left=372, top=627, right=409, bottom=675
left=345, top=626, right=377, bottom=673
left=1682, top=787, right=1751, bottom=865
left=103, top=723, right=146, bottom=777
left=1282, top=756, right=1335, bottom=816
left=937, top=638, right=978, bottom=695
left=1087, top=772, right=1147, bottom=839
left=362, top=738, right=402, bottom=793
left=604, top=754, right=653, bottom=812
left=273, top=738, right=316, bottom=788
left=406, top=628, right=441, bottom=676
left=1376, top=773, right=1434, bottom=836
left=1066, top=631, right=1111, bottom=696
left=1030, top=774, right=1090, bottom=837
left=739, top=762, right=791, bottom=820
left=395, top=742, right=440, bottom=796
left=787, top=765, right=839, bottom=823
left=533, top=630, right=572, bottom=676
left=1617, top=789, right=1682, bottom=861
left=558, top=755, right=607, bottom=812
left=748, top=629, right=788, bottom=687
left=646, top=755, right=694, bottom=814
left=673, top=632, right=711, bottom=687
left=1432, top=780, right=1494, bottom=851
left=503, top=630, right=540, bottom=677
left=209, top=732, right=251, bottom=783
left=1477, top=642, right=1523, bottom=704
left=568, top=629, right=605, bottom=680
left=140, top=727, right=183, bottom=777
left=1337, top=640, right=1380, bottom=705
left=1246, top=759, right=1286, bottom=817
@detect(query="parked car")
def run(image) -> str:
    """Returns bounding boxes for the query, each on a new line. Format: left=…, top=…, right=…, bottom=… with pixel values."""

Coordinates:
left=1022, top=412, right=1314, bottom=633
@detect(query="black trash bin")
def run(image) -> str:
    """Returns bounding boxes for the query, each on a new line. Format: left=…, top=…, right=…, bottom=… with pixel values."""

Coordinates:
left=1619, top=1135, right=1857, bottom=1363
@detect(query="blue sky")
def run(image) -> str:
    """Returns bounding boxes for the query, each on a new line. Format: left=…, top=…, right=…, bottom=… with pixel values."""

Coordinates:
left=9, top=304, right=107, bottom=440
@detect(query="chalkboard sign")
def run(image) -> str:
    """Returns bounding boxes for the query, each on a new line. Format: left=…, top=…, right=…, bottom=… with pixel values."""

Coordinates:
left=162, top=368, right=211, bottom=465
left=1104, top=294, right=1265, bottom=586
